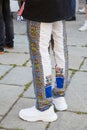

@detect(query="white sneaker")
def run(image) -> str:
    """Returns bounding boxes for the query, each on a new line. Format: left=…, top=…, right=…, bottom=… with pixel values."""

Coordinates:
left=53, top=97, right=68, bottom=111
left=79, top=7, right=85, bottom=14
left=19, top=105, right=57, bottom=122
left=78, top=24, right=87, bottom=31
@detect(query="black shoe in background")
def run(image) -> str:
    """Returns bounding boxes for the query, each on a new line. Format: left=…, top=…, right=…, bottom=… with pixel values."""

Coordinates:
left=4, top=40, right=14, bottom=49
left=0, top=47, right=4, bottom=54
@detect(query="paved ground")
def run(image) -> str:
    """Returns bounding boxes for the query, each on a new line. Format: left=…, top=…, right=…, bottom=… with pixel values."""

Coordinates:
left=0, top=5, right=87, bottom=130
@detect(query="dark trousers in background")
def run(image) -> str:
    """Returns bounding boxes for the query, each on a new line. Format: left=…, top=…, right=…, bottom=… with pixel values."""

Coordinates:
left=0, top=0, right=14, bottom=51
left=71, top=0, right=76, bottom=17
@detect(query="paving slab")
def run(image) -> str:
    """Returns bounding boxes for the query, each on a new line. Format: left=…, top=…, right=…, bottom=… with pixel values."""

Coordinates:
left=24, top=84, right=35, bottom=98
left=0, top=84, right=24, bottom=116
left=0, top=67, right=32, bottom=86
left=66, top=14, right=87, bottom=47
left=0, top=65, right=12, bottom=77
left=14, top=20, right=26, bottom=35
left=0, top=116, right=2, bottom=120
left=1, top=98, right=47, bottom=130
left=48, top=112, right=87, bottom=130
left=80, top=59, right=87, bottom=71
left=26, top=60, right=31, bottom=67
left=0, top=53, right=29, bottom=65
left=0, top=129, right=6, bottom=130
left=5, top=44, right=29, bottom=53
left=66, top=71, right=87, bottom=112
left=68, top=46, right=87, bottom=57
left=68, top=70, right=72, bottom=82
left=69, top=53, right=83, bottom=70
left=14, top=35, right=28, bottom=45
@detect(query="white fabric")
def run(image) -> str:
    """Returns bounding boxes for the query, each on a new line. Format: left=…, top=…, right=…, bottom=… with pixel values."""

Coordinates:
left=10, top=0, right=19, bottom=12
left=39, top=21, right=65, bottom=83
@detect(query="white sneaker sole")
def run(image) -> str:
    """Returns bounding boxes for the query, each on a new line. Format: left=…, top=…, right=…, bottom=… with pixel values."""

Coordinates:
left=19, top=112, right=57, bottom=122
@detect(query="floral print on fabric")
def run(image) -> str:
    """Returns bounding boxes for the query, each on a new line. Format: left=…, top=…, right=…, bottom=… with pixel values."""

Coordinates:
left=28, top=21, right=52, bottom=111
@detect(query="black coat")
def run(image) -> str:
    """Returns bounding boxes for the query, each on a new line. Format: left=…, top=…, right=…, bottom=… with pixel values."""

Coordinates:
left=23, top=0, right=72, bottom=22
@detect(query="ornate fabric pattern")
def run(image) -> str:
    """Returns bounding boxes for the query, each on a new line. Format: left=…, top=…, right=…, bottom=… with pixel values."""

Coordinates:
left=27, top=21, right=52, bottom=111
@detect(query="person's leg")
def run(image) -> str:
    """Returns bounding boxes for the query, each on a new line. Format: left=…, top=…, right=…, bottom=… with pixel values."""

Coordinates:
left=72, top=0, right=76, bottom=18
left=3, top=0, right=14, bottom=48
left=78, top=2, right=87, bottom=31
left=52, top=21, right=68, bottom=110
left=50, top=21, right=68, bottom=89
left=85, top=3, right=87, bottom=20
left=83, top=2, right=87, bottom=26
left=0, top=0, right=5, bottom=53
left=66, top=0, right=76, bottom=21
left=29, top=21, right=53, bottom=111
left=19, top=21, right=57, bottom=122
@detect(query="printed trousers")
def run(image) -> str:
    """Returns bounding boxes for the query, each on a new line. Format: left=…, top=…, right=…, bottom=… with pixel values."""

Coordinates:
left=27, top=21, right=66, bottom=111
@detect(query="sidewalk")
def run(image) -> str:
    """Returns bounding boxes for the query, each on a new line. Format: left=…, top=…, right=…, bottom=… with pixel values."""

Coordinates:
left=0, top=12, right=87, bottom=130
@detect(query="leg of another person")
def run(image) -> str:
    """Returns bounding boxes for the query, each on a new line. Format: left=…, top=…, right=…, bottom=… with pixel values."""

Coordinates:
left=0, top=0, right=5, bottom=53
left=3, top=0, right=14, bottom=48
left=78, top=1, right=87, bottom=31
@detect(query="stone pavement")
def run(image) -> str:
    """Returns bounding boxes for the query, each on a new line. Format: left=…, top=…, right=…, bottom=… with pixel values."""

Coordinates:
left=0, top=10, right=87, bottom=130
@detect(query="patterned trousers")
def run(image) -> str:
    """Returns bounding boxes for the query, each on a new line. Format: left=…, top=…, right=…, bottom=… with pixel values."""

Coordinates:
left=27, top=21, right=67, bottom=111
